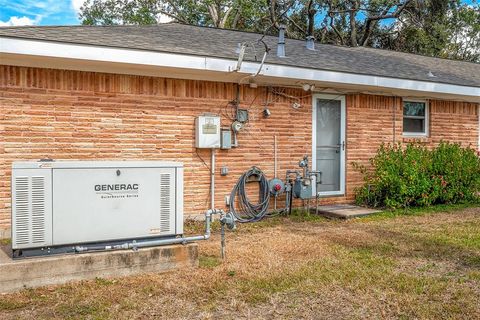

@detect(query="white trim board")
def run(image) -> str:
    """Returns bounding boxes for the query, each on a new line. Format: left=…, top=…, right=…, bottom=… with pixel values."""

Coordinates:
left=311, top=94, right=346, bottom=197
left=1, top=37, right=479, bottom=102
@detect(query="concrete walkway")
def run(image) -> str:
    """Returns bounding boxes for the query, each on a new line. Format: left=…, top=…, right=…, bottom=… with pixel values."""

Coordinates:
left=312, top=204, right=381, bottom=219
left=0, top=243, right=198, bottom=293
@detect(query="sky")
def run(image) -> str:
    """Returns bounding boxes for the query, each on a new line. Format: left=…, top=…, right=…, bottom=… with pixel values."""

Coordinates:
left=0, top=0, right=477, bottom=27
left=0, top=0, right=82, bottom=26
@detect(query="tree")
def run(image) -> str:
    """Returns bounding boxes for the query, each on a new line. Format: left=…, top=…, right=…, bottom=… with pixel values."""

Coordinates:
left=79, top=0, right=480, bottom=62
left=316, top=0, right=415, bottom=46
left=373, top=1, right=480, bottom=62
left=443, top=4, right=480, bottom=61
left=80, top=0, right=269, bottom=30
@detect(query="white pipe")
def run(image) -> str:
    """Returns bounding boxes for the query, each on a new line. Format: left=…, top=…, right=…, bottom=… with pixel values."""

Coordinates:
left=75, top=209, right=220, bottom=252
left=237, top=50, right=268, bottom=85
left=274, top=134, right=277, bottom=177
left=277, top=25, right=286, bottom=57
left=211, top=149, right=215, bottom=210
left=236, top=43, right=246, bottom=71
left=253, top=51, right=268, bottom=77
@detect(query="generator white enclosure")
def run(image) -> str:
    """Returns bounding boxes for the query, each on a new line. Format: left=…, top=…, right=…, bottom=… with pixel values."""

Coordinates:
left=195, top=115, right=220, bottom=148
left=11, top=161, right=183, bottom=250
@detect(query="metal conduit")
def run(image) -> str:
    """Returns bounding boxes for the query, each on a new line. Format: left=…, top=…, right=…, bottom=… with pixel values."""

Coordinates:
left=75, top=209, right=220, bottom=253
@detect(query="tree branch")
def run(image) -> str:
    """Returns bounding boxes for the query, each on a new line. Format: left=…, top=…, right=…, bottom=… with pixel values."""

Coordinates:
left=207, top=4, right=219, bottom=27
left=231, top=8, right=241, bottom=29
left=286, top=16, right=306, bottom=34
left=158, top=9, right=188, bottom=24
left=307, top=0, right=316, bottom=36
left=162, top=0, right=189, bottom=24
left=349, top=0, right=359, bottom=46
left=330, top=15, right=344, bottom=45
left=219, top=6, right=234, bottom=28
left=268, top=0, right=279, bottom=29
left=360, top=0, right=412, bottom=46
left=326, top=0, right=345, bottom=45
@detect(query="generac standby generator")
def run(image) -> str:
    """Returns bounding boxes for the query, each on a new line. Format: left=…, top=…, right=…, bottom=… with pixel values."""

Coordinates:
left=11, top=161, right=183, bottom=257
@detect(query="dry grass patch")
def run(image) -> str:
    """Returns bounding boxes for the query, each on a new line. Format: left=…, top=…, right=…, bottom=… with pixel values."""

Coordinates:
left=0, top=206, right=479, bottom=319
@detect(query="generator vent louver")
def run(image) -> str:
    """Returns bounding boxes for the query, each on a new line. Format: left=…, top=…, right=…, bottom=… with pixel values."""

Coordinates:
left=14, top=177, right=29, bottom=246
left=14, top=176, right=47, bottom=247
left=31, top=176, right=46, bottom=243
left=159, top=173, right=171, bottom=233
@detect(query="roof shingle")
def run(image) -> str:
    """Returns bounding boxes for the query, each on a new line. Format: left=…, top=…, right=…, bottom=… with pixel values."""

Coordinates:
left=0, top=23, right=479, bottom=88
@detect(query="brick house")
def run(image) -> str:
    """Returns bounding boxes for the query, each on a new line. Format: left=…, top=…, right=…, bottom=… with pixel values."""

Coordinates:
left=0, top=23, right=479, bottom=238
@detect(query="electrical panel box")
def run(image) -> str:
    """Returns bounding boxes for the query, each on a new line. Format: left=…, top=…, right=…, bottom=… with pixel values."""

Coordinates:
left=236, top=109, right=249, bottom=123
left=195, top=115, right=220, bottom=148
left=11, top=161, right=184, bottom=251
left=221, top=128, right=232, bottom=149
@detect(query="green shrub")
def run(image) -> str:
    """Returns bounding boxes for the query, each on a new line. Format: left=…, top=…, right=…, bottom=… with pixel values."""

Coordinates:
left=354, top=142, right=480, bottom=209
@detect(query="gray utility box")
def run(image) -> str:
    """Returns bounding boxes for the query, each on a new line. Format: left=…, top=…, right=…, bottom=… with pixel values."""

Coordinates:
left=11, top=161, right=184, bottom=250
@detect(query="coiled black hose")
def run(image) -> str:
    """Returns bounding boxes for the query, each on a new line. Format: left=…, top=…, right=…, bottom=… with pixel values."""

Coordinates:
left=229, top=167, right=271, bottom=223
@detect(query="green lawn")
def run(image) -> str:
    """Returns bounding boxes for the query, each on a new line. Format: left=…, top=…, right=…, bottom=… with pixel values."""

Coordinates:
left=1, top=205, right=479, bottom=319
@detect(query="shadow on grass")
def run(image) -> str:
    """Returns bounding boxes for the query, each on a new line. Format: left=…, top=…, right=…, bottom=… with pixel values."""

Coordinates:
left=361, top=203, right=479, bottom=222
left=331, top=224, right=480, bottom=270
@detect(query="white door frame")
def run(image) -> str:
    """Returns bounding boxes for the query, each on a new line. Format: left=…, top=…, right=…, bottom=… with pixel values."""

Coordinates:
left=311, top=93, right=346, bottom=197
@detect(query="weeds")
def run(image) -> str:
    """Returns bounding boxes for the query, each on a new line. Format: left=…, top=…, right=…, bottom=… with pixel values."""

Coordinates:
left=199, top=255, right=222, bottom=268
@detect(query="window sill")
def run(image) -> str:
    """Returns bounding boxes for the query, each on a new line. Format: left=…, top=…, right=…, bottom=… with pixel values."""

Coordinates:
left=402, top=136, right=430, bottom=143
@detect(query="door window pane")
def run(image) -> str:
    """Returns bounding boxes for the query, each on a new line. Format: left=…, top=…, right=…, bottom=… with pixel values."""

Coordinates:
left=316, top=99, right=341, bottom=146
left=316, top=99, right=341, bottom=193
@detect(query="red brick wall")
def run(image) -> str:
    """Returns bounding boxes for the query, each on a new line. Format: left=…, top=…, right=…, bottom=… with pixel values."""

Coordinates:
left=430, top=99, right=479, bottom=146
left=344, top=94, right=404, bottom=201
left=0, top=66, right=478, bottom=235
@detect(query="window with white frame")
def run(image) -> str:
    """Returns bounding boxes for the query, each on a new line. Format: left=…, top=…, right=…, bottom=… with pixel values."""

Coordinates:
left=403, top=101, right=428, bottom=135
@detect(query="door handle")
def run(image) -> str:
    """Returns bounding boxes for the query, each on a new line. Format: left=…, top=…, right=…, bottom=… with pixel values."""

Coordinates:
left=336, top=141, right=345, bottom=151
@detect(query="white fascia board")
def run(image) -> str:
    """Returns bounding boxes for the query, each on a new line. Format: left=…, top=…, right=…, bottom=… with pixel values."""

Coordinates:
left=1, top=36, right=479, bottom=99
left=247, top=62, right=480, bottom=98
left=0, top=37, right=236, bottom=72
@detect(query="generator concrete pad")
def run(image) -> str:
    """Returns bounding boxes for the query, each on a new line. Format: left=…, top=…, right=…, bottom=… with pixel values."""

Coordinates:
left=313, top=204, right=381, bottom=219
left=0, top=242, right=198, bottom=294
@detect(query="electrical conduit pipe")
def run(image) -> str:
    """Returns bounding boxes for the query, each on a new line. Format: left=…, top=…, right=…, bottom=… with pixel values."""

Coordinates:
left=75, top=209, right=222, bottom=253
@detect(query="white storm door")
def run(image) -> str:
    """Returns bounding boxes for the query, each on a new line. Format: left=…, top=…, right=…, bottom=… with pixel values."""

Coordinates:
left=312, top=94, right=346, bottom=196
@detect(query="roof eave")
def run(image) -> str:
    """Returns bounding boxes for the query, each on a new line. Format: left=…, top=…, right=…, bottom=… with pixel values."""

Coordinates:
left=1, top=37, right=479, bottom=103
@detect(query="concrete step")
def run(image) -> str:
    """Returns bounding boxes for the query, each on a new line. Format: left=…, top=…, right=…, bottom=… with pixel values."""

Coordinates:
left=0, top=243, right=198, bottom=294
left=311, top=204, right=381, bottom=219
